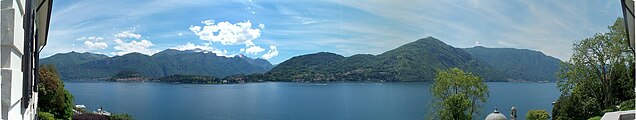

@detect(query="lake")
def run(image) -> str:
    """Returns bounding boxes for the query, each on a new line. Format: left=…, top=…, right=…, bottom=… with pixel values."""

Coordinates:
left=64, top=82, right=559, bottom=120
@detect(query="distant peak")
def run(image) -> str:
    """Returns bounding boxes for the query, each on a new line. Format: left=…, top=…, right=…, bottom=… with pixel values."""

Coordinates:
left=402, top=37, right=447, bottom=47
left=311, top=52, right=343, bottom=56
left=473, top=46, right=487, bottom=48
left=414, top=36, right=443, bottom=43
left=121, top=52, right=148, bottom=57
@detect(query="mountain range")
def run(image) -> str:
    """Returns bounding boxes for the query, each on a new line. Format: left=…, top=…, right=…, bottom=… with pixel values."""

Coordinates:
left=260, top=37, right=561, bottom=82
left=40, top=49, right=274, bottom=79
left=40, top=37, right=562, bottom=82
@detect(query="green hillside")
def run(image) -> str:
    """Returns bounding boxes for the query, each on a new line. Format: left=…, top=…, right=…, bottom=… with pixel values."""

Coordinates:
left=265, top=37, right=504, bottom=82
left=463, top=46, right=561, bottom=81
left=39, top=49, right=274, bottom=79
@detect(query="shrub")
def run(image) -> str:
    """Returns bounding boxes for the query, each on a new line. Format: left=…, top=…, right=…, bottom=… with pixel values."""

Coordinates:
left=588, top=116, right=601, bottom=120
left=109, top=113, right=134, bottom=120
left=526, top=109, right=550, bottom=120
left=619, top=99, right=635, bottom=111
left=37, top=111, right=55, bottom=120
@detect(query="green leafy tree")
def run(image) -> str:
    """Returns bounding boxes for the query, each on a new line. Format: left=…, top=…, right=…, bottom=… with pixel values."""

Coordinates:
left=428, top=68, right=488, bottom=120
left=554, top=18, right=635, bottom=119
left=38, top=65, right=74, bottom=119
left=37, top=111, right=55, bottom=120
left=526, top=109, right=550, bottom=120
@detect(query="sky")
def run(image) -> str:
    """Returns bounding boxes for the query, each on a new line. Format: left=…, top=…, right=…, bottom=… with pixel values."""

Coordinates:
left=46, top=0, right=624, bottom=64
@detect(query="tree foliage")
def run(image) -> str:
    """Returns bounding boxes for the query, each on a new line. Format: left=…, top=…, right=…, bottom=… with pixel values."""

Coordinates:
left=588, top=116, right=602, bottom=120
left=38, top=65, right=74, bottom=119
left=37, top=111, right=55, bottom=120
left=428, top=68, right=488, bottom=120
left=526, top=109, right=550, bottom=120
left=619, top=99, right=635, bottom=111
left=553, top=18, right=635, bottom=119
left=109, top=113, right=134, bottom=120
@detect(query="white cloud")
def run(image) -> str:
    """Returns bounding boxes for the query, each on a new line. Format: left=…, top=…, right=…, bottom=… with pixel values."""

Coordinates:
left=174, top=42, right=212, bottom=51
left=202, top=19, right=215, bottom=25
left=84, top=41, right=108, bottom=50
left=261, top=46, right=279, bottom=59
left=112, top=39, right=157, bottom=55
left=177, top=33, right=184, bottom=36
left=174, top=42, right=233, bottom=57
left=244, top=45, right=265, bottom=55
left=474, top=41, right=481, bottom=46
left=78, top=36, right=108, bottom=50
left=258, top=24, right=265, bottom=29
left=77, top=36, right=104, bottom=41
left=115, top=31, right=142, bottom=39
left=189, top=20, right=262, bottom=46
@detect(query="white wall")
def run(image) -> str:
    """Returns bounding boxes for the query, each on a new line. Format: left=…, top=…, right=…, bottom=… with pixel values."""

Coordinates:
left=0, top=0, right=37, bottom=119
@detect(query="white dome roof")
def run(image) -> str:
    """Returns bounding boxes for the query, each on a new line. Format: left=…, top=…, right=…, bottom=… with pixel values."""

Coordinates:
left=485, top=108, right=507, bottom=120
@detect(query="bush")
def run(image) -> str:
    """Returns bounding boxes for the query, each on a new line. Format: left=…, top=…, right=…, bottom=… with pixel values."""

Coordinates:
left=526, top=109, right=550, bottom=120
left=37, top=111, right=55, bottom=120
left=109, top=113, right=134, bottom=120
left=619, top=99, right=635, bottom=111
left=588, top=116, right=601, bottom=120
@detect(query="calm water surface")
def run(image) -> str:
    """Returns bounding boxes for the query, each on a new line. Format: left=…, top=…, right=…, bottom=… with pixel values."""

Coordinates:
left=65, top=82, right=559, bottom=120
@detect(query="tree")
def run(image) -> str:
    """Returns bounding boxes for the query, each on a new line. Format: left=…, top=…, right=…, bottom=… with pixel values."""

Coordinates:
left=428, top=68, right=488, bottom=120
left=38, top=65, right=74, bottom=119
left=526, top=109, right=550, bottom=120
left=37, top=111, right=55, bottom=120
left=554, top=18, right=635, bottom=119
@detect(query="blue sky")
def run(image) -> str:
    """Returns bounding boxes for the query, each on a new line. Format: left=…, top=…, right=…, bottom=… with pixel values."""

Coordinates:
left=45, top=0, right=623, bottom=64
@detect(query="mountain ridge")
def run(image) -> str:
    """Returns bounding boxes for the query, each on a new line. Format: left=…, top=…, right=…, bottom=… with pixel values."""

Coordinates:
left=40, top=49, right=275, bottom=79
left=255, top=37, right=560, bottom=82
left=41, top=37, right=562, bottom=82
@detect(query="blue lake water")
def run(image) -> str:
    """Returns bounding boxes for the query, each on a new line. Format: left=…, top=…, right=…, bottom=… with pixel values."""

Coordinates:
left=64, top=82, right=559, bottom=120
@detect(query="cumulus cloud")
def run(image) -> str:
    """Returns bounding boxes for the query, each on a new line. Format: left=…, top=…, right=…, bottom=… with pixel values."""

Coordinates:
left=189, top=20, right=262, bottom=46
left=77, top=36, right=108, bottom=50
left=112, top=39, right=157, bottom=55
left=175, top=42, right=211, bottom=51
left=115, top=31, right=142, bottom=39
left=84, top=41, right=108, bottom=50
left=186, top=19, right=277, bottom=58
left=174, top=42, right=233, bottom=57
left=244, top=45, right=265, bottom=55
left=261, top=46, right=279, bottom=59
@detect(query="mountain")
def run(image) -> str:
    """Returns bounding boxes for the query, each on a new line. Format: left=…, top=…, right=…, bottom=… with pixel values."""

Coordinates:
left=264, top=37, right=504, bottom=82
left=40, top=51, right=109, bottom=67
left=261, top=37, right=559, bottom=82
left=463, top=46, right=562, bottom=81
left=374, top=37, right=501, bottom=81
left=39, top=49, right=274, bottom=79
